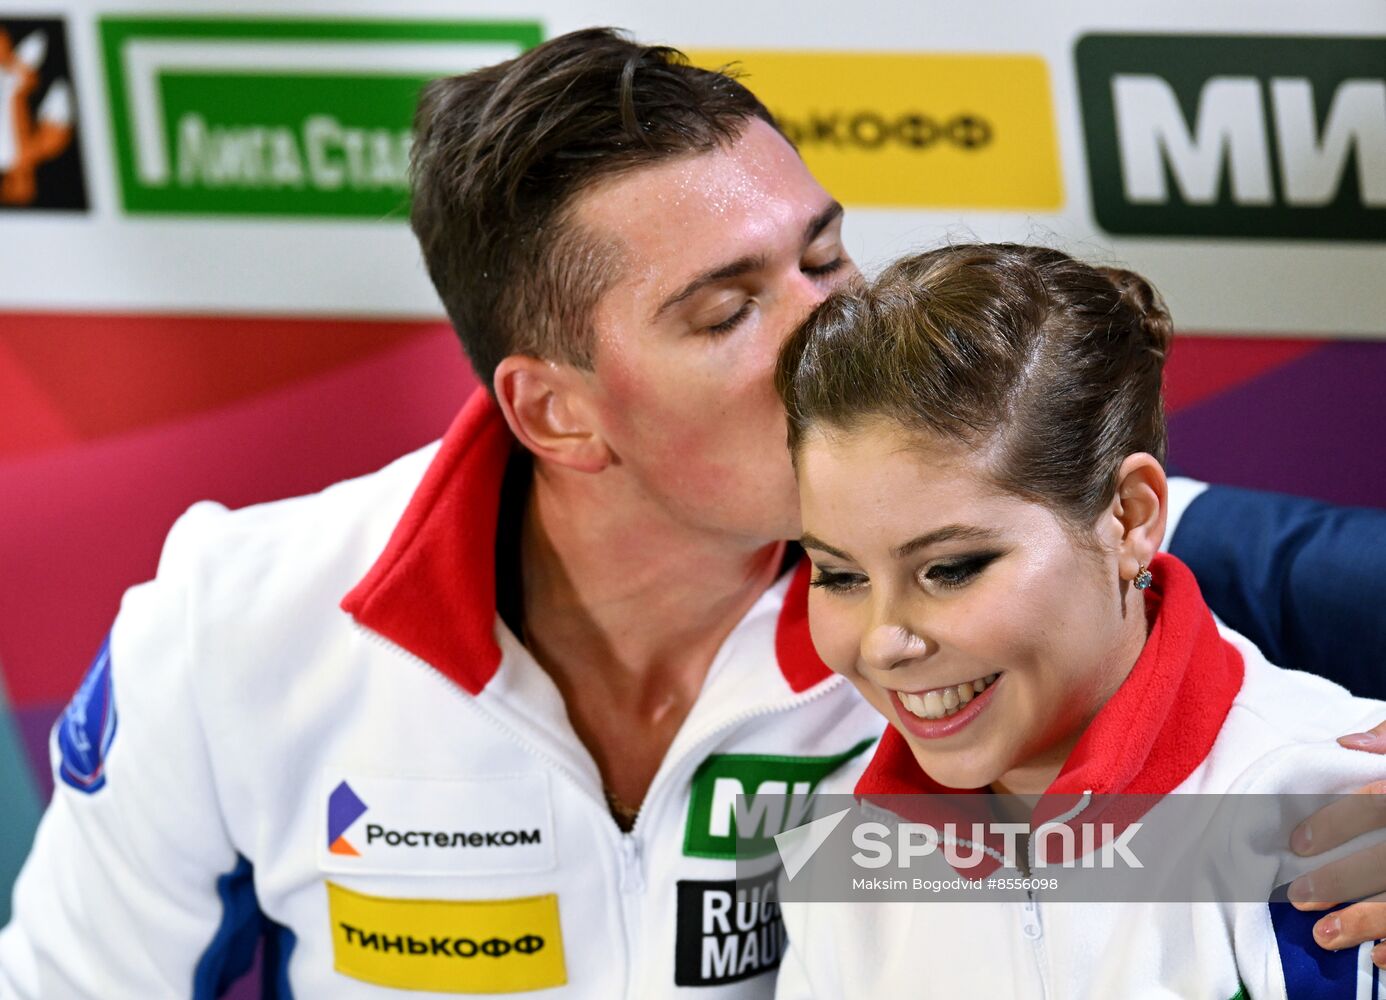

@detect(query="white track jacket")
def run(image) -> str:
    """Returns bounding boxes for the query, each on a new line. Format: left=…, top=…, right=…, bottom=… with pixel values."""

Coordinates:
left=0, top=391, right=887, bottom=999
left=0, top=391, right=1217, bottom=999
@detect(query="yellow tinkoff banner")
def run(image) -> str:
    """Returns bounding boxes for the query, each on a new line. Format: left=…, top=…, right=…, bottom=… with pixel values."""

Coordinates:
left=327, top=882, right=567, bottom=993
left=689, top=49, right=1063, bottom=211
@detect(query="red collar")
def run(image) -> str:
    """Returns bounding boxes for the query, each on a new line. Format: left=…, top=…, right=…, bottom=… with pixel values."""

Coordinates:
left=341, top=389, right=834, bottom=695
left=856, top=553, right=1245, bottom=797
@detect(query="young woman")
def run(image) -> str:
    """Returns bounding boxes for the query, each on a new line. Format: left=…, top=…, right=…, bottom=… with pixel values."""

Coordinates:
left=771, top=244, right=1386, bottom=999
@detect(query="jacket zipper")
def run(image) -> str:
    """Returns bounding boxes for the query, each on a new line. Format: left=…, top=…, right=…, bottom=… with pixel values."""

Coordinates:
left=1020, top=790, right=1092, bottom=1000
left=353, top=620, right=847, bottom=998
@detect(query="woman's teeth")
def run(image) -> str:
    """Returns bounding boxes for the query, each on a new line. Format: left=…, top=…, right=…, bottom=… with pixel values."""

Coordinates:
left=899, top=675, right=999, bottom=720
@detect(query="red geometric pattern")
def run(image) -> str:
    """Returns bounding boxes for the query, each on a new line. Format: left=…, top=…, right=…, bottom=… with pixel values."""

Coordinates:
left=0, top=311, right=442, bottom=458
left=1161, top=334, right=1322, bottom=414
left=0, top=311, right=477, bottom=708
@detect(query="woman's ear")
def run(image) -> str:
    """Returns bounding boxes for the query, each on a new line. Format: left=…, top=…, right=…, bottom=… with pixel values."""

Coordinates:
left=492, top=355, right=613, bottom=474
left=1105, top=453, right=1168, bottom=583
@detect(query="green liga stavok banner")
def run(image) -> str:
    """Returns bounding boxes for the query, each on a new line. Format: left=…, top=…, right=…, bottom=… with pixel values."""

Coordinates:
left=99, top=16, right=542, bottom=218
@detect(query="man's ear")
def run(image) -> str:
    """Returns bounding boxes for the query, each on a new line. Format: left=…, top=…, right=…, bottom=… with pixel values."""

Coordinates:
left=1099, top=453, right=1168, bottom=583
left=492, top=356, right=612, bottom=474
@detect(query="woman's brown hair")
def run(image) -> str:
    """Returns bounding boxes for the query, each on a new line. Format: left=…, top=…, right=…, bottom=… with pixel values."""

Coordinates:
left=775, top=243, right=1172, bottom=529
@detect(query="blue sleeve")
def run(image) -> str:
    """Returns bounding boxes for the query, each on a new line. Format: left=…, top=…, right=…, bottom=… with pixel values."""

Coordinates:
left=1169, top=484, right=1386, bottom=698
left=1267, top=899, right=1378, bottom=997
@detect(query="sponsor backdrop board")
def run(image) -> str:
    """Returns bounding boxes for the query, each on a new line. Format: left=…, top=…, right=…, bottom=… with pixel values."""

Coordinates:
left=2, top=0, right=1384, bottom=330
left=1, top=2, right=1383, bottom=991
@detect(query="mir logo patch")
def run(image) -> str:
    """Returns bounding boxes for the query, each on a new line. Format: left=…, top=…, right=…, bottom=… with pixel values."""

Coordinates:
left=683, top=738, right=875, bottom=860
left=675, top=873, right=785, bottom=988
left=1077, top=34, right=1386, bottom=241
left=0, top=17, right=88, bottom=211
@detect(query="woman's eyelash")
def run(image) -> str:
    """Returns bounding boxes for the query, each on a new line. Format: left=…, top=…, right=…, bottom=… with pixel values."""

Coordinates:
left=925, top=552, right=1001, bottom=588
left=809, top=570, right=863, bottom=594
left=810, top=551, right=1001, bottom=594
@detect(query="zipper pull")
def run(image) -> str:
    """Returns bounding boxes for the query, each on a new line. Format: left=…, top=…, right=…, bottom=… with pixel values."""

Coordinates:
left=1022, top=889, right=1042, bottom=940
left=620, top=835, right=644, bottom=893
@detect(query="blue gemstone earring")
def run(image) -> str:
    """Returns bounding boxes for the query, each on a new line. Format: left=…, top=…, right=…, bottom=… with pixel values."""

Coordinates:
left=1133, top=564, right=1153, bottom=591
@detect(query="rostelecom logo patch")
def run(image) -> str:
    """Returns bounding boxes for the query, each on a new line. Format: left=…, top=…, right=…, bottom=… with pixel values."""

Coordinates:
left=328, top=780, right=368, bottom=856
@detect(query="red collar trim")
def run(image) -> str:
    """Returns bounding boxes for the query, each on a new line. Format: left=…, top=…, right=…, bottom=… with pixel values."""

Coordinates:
left=774, top=559, right=836, bottom=693
left=343, top=388, right=835, bottom=696
left=856, top=553, right=1245, bottom=797
left=341, top=390, right=511, bottom=695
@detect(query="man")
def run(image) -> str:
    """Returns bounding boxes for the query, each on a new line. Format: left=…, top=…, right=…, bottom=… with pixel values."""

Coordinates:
left=2, top=28, right=1384, bottom=998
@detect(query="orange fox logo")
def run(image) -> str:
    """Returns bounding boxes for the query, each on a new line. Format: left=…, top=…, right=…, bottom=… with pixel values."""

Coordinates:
left=0, top=27, right=74, bottom=205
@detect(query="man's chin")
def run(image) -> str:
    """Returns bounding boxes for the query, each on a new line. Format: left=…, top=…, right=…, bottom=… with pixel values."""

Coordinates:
left=717, top=497, right=800, bottom=546
left=776, top=512, right=803, bottom=543
left=683, top=483, right=799, bottom=549
left=771, top=498, right=802, bottom=541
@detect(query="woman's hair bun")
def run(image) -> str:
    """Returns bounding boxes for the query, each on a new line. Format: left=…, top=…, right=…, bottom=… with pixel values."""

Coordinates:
left=1098, top=266, right=1173, bottom=356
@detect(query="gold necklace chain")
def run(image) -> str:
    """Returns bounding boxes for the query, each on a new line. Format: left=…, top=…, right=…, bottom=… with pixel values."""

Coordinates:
left=604, top=787, right=640, bottom=830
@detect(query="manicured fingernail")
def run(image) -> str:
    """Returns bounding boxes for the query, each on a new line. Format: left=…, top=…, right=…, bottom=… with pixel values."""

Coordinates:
left=1339, top=733, right=1379, bottom=749
left=1316, top=915, right=1341, bottom=944
left=1288, top=877, right=1315, bottom=904
left=1291, top=823, right=1312, bottom=854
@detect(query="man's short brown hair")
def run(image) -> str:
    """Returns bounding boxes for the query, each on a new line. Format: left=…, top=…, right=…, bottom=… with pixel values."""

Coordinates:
left=410, top=27, right=778, bottom=388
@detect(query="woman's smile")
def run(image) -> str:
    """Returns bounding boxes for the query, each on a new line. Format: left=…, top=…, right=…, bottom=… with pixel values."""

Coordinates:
left=888, top=671, right=1004, bottom=740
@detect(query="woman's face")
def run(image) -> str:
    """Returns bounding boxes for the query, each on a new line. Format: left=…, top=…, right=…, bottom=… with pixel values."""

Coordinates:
left=796, top=417, right=1147, bottom=794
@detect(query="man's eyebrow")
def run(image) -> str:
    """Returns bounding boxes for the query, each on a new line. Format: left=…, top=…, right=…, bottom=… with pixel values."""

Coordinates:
left=890, top=525, right=1000, bottom=560
left=804, top=200, right=844, bottom=246
left=799, top=533, right=853, bottom=562
left=652, top=199, right=844, bottom=321
left=653, top=253, right=767, bottom=320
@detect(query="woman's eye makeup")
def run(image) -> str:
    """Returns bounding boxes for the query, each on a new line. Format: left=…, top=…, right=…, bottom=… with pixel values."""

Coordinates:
left=808, top=568, right=865, bottom=594
left=922, top=551, right=1002, bottom=589
left=810, top=551, right=1002, bottom=595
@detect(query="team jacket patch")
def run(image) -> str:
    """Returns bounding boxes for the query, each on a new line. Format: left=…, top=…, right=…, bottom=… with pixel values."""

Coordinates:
left=683, top=738, right=876, bottom=859
left=319, top=771, right=556, bottom=876
left=326, top=882, right=566, bottom=994
left=674, top=872, right=785, bottom=987
left=56, top=633, right=117, bottom=794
